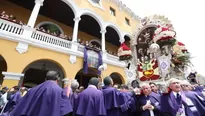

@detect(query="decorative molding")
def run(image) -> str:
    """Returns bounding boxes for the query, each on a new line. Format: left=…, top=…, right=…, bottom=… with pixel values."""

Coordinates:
left=103, top=22, right=121, bottom=39
left=35, top=0, right=44, bottom=6
left=119, top=38, right=125, bottom=43
left=100, top=29, right=106, bottom=34
left=88, top=0, right=104, bottom=10
left=16, top=42, right=29, bottom=54
left=2, top=72, right=24, bottom=80
left=61, top=0, right=78, bottom=16
left=69, top=55, right=77, bottom=64
left=76, top=9, right=104, bottom=31
left=73, top=17, right=81, bottom=22
left=104, top=58, right=126, bottom=67
left=89, top=39, right=101, bottom=45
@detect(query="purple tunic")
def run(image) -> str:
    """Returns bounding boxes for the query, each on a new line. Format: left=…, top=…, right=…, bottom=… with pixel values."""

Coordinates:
left=138, top=92, right=161, bottom=116
left=3, top=91, right=21, bottom=113
left=184, top=91, right=205, bottom=116
left=161, top=91, right=197, bottom=116
left=9, top=81, right=73, bottom=116
left=102, top=86, right=132, bottom=116
left=69, top=92, right=78, bottom=109
left=75, top=86, right=106, bottom=116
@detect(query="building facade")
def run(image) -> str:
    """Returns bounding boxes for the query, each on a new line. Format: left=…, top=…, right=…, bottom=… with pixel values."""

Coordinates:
left=0, top=0, right=140, bottom=88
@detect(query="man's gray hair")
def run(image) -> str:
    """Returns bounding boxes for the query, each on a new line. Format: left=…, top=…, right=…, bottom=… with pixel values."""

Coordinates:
left=168, top=78, right=181, bottom=86
left=71, top=80, right=79, bottom=90
left=140, top=83, right=150, bottom=88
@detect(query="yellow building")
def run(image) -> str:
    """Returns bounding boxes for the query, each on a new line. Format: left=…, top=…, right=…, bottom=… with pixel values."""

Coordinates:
left=0, top=0, right=140, bottom=88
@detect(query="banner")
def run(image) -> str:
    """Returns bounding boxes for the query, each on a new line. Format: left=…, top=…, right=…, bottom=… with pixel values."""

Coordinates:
left=83, top=47, right=102, bottom=75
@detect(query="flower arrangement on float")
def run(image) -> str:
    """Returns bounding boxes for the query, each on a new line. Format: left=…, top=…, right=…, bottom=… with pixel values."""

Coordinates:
left=152, top=24, right=176, bottom=47
left=117, top=43, right=132, bottom=61
left=172, top=41, right=191, bottom=68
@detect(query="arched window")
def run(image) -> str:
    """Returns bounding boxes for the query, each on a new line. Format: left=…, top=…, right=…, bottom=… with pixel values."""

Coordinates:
left=36, top=21, right=64, bottom=36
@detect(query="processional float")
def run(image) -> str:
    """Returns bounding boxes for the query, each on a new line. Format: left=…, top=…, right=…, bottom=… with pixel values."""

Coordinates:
left=118, top=15, right=192, bottom=86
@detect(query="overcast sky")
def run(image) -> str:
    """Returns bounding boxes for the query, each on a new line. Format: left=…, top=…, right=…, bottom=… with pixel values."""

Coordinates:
left=121, top=0, right=205, bottom=75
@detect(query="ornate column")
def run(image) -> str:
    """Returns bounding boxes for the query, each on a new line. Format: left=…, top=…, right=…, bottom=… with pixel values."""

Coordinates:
left=100, top=29, right=107, bottom=59
left=2, top=72, right=24, bottom=88
left=27, top=0, right=44, bottom=28
left=69, top=17, right=81, bottom=64
left=100, top=29, right=106, bottom=52
left=16, top=0, right=44, bottom=54
left=119, top=35, right=125, bottom=43
left=72, top=17, right=81, bottom=42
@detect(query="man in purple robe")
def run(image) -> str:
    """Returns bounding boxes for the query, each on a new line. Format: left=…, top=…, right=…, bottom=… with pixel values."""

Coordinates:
left=138, top=83, right=161, bottom=116
left=69, top=80, right=79, bottom=109
left=193, top=84, right=205, bottom=99
left=3, top=86, right=21, bottom=113
left=181, top=80, right=205, bottom=116
left=161, top=78, right=200, bottom=116
left=9, top=70, right=73, bottom=116
left=120, top=88, right=141, bottom=116
left=74, top=77, right=106, bottom=116
left=102, top=76, right=135, bottom=116
left=149, top=82, right=161, bottom=95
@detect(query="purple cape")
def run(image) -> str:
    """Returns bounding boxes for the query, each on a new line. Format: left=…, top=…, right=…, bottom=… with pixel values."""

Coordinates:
left=3, top=91, right=21, bottom=113
left=9, top=81, right=73, bottom=116
left=184, top=91, right=205, bottom=116
left=102, top=86, right=130, bottom=116
left=161, top=91, right=196, bottom=116
left=75, top=87, right=106, bottom=116
left=119, top=92, right=135, bottom=116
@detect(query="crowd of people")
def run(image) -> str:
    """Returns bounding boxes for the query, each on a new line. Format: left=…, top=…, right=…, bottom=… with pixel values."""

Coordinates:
left=1, top=10, right=118, bottom=56
left=0, top=11, right=25, bottom=25
left=0, top=70, right=205, bottom=116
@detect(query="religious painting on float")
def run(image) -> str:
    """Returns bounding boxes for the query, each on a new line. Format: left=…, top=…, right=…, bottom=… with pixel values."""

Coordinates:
left=131, top=15, right=193, bottom=84
left=132, top=22, right=160, bottom=81
left=131, top=15, right=176, bottom=82
left=137, top=56, right=160, bottom=81
left=152, top=24, right=176, bottom=79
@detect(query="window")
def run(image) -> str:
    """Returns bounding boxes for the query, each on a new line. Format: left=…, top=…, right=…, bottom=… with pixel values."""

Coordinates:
left=36, top=21, right=64, bottom=36
left=110, top=7, right=116, bottom=16
left=88, top=0, right=103, bottom=9
left=125, top=18, right=130, bottom=26
left=91, top=0, right=100, bottom=4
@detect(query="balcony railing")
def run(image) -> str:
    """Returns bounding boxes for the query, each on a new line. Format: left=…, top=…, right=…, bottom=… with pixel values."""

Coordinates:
left=107, top=53, right=119, bottom=62
left=0, top=18, right=125, bottom=67
left=31, top=30, right=72, bottom=49
left=0, top=18, right=23, bottom=36
left=77, top=44, right=84, bottom=52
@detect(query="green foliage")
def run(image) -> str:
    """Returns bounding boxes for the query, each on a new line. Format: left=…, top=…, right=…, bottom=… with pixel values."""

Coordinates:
left=157, top=38, right=176, bottom=47
left=46, top=24, right=60, bottom=34
left=174, top=53, right=191, bottom=67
